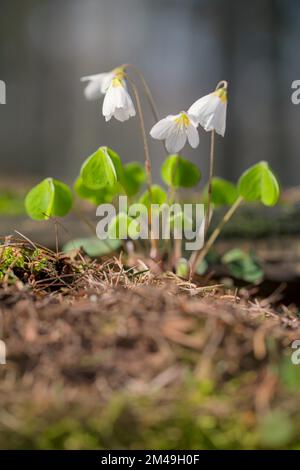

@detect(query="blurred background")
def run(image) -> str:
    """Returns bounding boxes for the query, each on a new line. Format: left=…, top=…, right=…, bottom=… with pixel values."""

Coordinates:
left=0, top=0, right=299, bottom=188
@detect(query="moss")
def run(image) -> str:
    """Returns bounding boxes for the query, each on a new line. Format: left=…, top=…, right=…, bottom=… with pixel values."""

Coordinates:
left=0, top=245, right=53, bottom=282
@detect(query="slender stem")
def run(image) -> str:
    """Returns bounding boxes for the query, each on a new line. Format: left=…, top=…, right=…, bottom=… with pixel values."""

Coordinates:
left=205, top=129, right=215, bottom=234
left=189, top=79, right=229, bottom=277
left=128, top=77, right=152, bottom=191
left=54, top=220, right=59, bottom=254
left=73, top=205, right=95, bottom=236
left=204, top=79, right=228, bottom=235
left=123, top=63, right=160, bottom=122
left=173, top=239, right=182, bottom=269
left=189, top=196, right=243, bottom=276
left=128, top=77, right=158, bottom=258
left=124, top=63, right=168, bottom=156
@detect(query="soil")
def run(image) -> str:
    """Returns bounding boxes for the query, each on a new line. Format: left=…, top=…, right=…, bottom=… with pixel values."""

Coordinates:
left=0, top=239, right=300, bottom=449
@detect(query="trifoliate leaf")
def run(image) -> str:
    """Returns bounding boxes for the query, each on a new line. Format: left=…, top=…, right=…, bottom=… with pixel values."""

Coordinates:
left=108, top=213, right=134, bottom=240
left=138, top=185, right=167, bottom=209
left=238, top=161, right=280, bottom=206
left=63, top=237, right=121, bottom=256
left=161, top=154, right=201, bottom=188
left=222, top=248, right=263, bottom=283
left=74, top=177, right=122, bottom=205
left=204, top=177, right=238, bottom=206
left=80, top=146, right=120, bottom=190
left=25, top=178, right=72, bottom=221
left=122, top=162, right=146, bottom=196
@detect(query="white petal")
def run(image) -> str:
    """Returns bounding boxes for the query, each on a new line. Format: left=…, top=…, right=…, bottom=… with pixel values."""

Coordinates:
left=186, top=123, right=200, bottom=148
left=188, top=94, right=214, bottom=120
left=100, top=73, right=115, bottom=93
left=102, top=86, right=116, bottom=119
left=188, top=93, right=227, bottom=136
left=81, top=73, right=113, bottom=100
left=189, top=94, right=219, bottom=124
left=122, top=89, right=136, bottom=117
left=150, top=116, right=176, bottom=140
left=165, top=127, right=187, bottom=153
left=82, top=79, right=103, bottom=100
left=114, top=97, right=136, bottom=122
left=102, top=84, right=136, bottom=122
left=114, top=107, right=130, bottom=121
left=80, top=73, right=105, bottom=82
left=211, top=102, right=227, bottom=136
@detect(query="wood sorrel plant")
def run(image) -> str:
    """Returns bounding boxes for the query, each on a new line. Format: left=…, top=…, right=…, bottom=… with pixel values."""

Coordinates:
left=25, top=65, right=280, bottom=278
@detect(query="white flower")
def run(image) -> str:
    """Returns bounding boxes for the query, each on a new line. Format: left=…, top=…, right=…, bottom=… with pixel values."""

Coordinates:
left=80, top=71, right=115, bottom=100
left=150, top=112, right=199, bottom=153
left=81, top=67, right=136, bottom=122
left=188, top=87, right=227, bottom=137
left=102, top=77, right=136, bottom=122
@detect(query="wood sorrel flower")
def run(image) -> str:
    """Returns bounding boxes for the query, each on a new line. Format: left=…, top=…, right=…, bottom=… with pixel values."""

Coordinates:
left=81, top=67, right=136, bottom=122
left=150, top=112, right=199, bottom=153
left=188, top=86, right=227, bottom=137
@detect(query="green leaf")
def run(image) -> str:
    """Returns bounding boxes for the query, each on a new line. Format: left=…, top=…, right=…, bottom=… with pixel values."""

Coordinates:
left=161, top=154, right=201, bottom=188
left=238, top=161, right=280, bottom=206
left=176, top=258, right=189, bottom=278
left=74, top=177, right=122, bottom=205
left=80, top=146, right=120, bottom=190
left=138, top=185, right=167, bottom=209
left=106, top=147, right=124, bottom=182
left=222, top=248, right=263, bottom=283
left=63, top=237, right=121, bottom=257
left=205, top=177, right=238, bottom=206
left=25, top=178, right=73, bottom=221
left=108, top=213, right=134, bottom=239
left=169, top=211, right=193, bottom=232
left=122, top=162, right=146, bottom=196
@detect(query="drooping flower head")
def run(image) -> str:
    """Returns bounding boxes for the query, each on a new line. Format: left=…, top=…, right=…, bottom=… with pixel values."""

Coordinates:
left=81, top=66, right=136, bottom=122
left=188, top=83, right=228, bottom=136
left=150, top=111, right=199, bottom=153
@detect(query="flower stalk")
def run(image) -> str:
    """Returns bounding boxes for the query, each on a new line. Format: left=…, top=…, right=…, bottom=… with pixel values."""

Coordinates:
left=189, top=195, right=243, bottom=276
left=205, top=128, right=215, bottom=234
left=127, top=77, right=158, bottom=258
left=122, top=63, right=160, bottom=123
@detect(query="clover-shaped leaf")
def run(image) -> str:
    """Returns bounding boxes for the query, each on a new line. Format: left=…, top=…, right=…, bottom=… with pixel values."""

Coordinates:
left=80, top=146, right=123, bottom=190
left=161, top=154, right=201, bottom=188
left=138, top=185, right=167, bottom=209
left=222, top=248, right=263, bottom=283
left=122, top=162, right=146, bottom=197
left=74, top=176, right=123, bottom=205
left=206, top=177, right=238, bottom=206
left=108, top=212, right=139, bottom=240
left=169, top=211, right=193, bottom=232
left=238, top=161, right=280, bottom=206
left=25, top=178, right=73, bottom=221
left=63, top=237, right=120, bottom=256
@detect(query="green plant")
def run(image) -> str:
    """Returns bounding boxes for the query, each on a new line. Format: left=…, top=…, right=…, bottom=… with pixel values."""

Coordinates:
left=222, top=248, right=264, bottom=283
left=25, top=64, right=280, bottom=278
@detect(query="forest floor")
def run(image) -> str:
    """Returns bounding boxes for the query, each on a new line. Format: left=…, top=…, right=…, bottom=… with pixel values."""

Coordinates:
left=0, top=239, right=300, bottom=449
